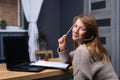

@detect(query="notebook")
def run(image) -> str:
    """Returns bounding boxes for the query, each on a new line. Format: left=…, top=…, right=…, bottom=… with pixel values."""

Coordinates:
left=30, top=60, right=70, bottom=70
left=3, top=36, right=45, bottom=72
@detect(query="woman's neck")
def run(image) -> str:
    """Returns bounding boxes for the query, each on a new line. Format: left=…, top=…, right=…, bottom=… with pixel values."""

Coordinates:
left=77, top=40, right=84, bottom=45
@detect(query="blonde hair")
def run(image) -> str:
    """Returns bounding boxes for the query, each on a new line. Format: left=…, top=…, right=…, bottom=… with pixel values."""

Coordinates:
left=73, top=14, right=110, bottom=62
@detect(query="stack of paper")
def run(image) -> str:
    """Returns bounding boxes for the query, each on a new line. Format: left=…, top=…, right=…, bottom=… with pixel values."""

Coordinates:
left=30, top=61, right=69, bottom=70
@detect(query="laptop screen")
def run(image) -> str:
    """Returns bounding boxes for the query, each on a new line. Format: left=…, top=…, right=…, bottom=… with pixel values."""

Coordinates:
left=3, top=36, right=30, bottom=69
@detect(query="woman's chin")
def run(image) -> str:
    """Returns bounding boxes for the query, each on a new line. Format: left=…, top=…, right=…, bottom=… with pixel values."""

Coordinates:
left=72, top=37, right=78, bottom=41
left=72, top=37, right=82, bottom=42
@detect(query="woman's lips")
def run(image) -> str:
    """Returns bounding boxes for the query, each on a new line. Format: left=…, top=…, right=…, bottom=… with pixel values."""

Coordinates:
left=73, top=32, right=79, bottom=37
left=73, top=34, right=79, bottom=38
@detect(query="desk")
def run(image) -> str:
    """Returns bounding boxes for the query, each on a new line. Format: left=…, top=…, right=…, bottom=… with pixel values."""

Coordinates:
left=0, top=58, right=73, bottom=80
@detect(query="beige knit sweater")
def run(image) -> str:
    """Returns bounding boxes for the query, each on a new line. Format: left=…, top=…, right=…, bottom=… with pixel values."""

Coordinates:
left=58, top=44, right=119, bottom=80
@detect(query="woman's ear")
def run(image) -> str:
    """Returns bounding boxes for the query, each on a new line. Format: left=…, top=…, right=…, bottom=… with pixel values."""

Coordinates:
left=83, top=29, right=95, bottom=42
left=83, top=35, right=94, bottom=42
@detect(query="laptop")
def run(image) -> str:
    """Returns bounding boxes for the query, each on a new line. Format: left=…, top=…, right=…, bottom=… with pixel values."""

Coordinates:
left=3, top=36, right=45, bottom=72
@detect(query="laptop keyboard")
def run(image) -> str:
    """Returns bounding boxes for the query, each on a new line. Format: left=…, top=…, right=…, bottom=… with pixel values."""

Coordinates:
left=12, top=62, right=30, bottom=69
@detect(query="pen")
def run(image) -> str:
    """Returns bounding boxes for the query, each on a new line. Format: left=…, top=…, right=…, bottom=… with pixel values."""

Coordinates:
left=66, top=25, right=74, bottom=35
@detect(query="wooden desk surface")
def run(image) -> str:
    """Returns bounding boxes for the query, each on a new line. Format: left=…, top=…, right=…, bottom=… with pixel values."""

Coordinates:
left=0, top=58, right=72, bottom=80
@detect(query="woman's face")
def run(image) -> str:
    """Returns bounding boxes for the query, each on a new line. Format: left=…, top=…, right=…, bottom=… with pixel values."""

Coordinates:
left=72, top=18, right=87, bottom=43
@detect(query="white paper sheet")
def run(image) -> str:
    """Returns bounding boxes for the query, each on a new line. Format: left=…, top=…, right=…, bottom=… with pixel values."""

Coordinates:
left=30, top=61, right=69, bottom=69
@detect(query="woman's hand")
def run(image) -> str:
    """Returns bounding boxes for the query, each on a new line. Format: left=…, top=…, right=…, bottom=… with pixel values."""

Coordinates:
left=58, top=35, right=68, bottom=51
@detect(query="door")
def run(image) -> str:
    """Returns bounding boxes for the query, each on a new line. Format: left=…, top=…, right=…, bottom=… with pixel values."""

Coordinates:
left=84, top=0, right=120, bottom=76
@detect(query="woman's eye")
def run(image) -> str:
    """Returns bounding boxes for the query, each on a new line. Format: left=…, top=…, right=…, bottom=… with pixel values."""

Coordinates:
left=73, top=25, right=86, bottom=31
left=73, top=25, right=77, bottom=28
left=79, top=27, right=86, bottom=31
left=82, top=28, right=86, bottom=30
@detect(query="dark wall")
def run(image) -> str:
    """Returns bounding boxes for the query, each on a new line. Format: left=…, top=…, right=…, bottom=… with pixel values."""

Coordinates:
left=38, top=0, right=84, bottom=57
left=60, top=0, right=84, bottom=51
left=38, top=0, right=60, bottom=57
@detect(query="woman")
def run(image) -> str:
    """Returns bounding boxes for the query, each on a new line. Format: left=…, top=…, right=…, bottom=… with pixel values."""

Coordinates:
left=57, top=14, right=119, bottom=80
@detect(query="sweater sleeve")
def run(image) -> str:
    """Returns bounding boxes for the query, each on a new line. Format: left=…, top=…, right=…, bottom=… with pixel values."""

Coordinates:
left=73, top=45, right=93, bottom=80
left=77, top=50, right=119, bottom=80
left=77, top=46, right=119, bottom=80
left=78, top=49, right=92, bottom=80
left=57, top=47, right=73, bottom=64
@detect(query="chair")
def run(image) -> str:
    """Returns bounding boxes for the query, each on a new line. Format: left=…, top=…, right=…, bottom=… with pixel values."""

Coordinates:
left=35, top=50, right=53, bottom=59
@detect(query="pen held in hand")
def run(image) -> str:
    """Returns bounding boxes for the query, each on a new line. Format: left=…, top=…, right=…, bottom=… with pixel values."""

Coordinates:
left=66, top=25, right=74, bottom=35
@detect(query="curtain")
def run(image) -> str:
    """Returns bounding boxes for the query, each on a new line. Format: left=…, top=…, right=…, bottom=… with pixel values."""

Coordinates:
left=21, top=0, right=43, bottom=61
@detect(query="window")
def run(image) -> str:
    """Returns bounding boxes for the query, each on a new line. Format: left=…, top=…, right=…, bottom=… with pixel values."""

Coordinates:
left=96, top=18, right=111, bottom=26
left=100, top=37, right=106, bottom=44
left=91, top=1, right=106, bottom=10
left=0, top=0, right=24, bottom=26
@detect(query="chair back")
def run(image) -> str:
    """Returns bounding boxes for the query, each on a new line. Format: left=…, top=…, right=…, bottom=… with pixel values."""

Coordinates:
left=35, top=50, right=53, bottom=59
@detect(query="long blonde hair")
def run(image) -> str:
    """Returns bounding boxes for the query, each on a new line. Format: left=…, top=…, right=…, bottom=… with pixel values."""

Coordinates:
left=73, top=14, right=110, bottom=62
